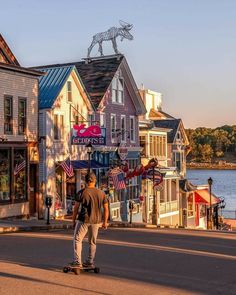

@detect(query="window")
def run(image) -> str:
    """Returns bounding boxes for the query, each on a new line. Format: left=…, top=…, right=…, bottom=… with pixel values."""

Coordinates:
left=111, top=114, right=116, bottom=141
left=149, top=135, right=167, bottom=157
left=140, top=136, right=147, bottom=157
left=112, top=76, right=124, bottom=104
left=4, top=96, right=13, bottom=134
left=130, top=116, right=135, bottom=142
left=67, top=81, right=72, bottom=102
left=0, top=149, right=11, bottom=202
left=18, top=98, right=27, bottom=134
left=100, top=113, right=106, bottom=128
left=54, top=114, right=64, bottom=140
left=88, top=113, right=95, bottom=126
left=14, top=149, right=27, bottom=201
left=121, top=115, right=126, bottom=142
left=187, top=194, right=194, bottom=217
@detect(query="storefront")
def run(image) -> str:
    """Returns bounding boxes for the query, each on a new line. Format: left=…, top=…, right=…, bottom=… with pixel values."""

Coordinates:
left=0, top=145, right=39, bottom=218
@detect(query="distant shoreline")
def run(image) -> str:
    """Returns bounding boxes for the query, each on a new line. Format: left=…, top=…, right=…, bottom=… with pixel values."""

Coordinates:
left=187, top=163, right=236, bottom=170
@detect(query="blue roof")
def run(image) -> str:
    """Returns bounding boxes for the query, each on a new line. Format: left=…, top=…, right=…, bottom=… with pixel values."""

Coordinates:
left=38, top=66, right=74, bottom=109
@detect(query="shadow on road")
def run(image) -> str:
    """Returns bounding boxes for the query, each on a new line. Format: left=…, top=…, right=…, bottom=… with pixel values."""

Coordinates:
left=1, top=229, right=236, bottom=294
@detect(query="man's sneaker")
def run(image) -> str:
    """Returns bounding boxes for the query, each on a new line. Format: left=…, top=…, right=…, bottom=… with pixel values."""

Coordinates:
left=69, top=261, right=82, bottom=268
left=83, top=261, right=95, bottom=268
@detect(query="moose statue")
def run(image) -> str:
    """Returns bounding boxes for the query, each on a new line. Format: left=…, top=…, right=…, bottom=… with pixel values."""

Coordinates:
left=87, top=21, right=133, bottom=58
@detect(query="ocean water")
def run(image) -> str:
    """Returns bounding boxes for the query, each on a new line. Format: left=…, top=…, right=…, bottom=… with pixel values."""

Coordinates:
left=186, top=170, right=236, bottom=214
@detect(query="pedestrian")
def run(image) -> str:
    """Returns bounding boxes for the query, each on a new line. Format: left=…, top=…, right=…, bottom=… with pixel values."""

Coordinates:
left=71, top=172, right=109, bottom=268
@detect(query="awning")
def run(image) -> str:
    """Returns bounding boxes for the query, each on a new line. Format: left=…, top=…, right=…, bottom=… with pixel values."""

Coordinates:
left=195, top=189, right=220, bottom=205
left=71, top=160, right=108, bottom=170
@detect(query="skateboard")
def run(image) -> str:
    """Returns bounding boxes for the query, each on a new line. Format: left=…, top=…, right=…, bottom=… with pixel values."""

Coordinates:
left=63, top=264, right=100, bottom=275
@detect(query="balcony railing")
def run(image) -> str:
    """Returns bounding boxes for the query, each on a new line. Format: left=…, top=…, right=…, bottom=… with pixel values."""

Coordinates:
left=159, top=200, right=178, bottom=214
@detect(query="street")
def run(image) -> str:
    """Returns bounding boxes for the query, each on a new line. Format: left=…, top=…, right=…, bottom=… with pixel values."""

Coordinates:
left=0, top=228, right=236, bottom=295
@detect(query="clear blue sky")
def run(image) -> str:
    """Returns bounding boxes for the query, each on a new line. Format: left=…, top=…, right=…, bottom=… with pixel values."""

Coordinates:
left=1, top=0, right=236, bottom=128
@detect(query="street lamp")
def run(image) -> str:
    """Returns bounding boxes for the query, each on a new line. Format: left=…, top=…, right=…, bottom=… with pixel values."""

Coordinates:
left=208, top=177, right=213, bottom=229
left=86, top=142, right=93, bottom=173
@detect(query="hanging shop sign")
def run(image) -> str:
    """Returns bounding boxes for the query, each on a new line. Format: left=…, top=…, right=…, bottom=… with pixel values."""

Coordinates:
left=118, top=143, right=128, bottom=160
left=145, top=169, right=164, bottom=185
left=71, top=124, right=106, bottom=145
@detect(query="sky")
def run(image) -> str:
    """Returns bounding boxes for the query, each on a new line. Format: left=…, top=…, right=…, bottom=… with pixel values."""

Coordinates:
left=1, top=0, right=236, bottom=129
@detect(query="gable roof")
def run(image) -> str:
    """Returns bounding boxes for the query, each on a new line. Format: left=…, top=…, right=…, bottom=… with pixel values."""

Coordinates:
left=33, top=55, right=146, bottom=114
left=0, top=62, right=44, bottom=77
left=0, top=34, right=20, bottom=66
left=34, top=56, right=122, bottom=109
left=149, top=109, right=175, bottom=119
left=37, top=65, right=74, bottom=109
left=153, top=119, right=181, bottom=143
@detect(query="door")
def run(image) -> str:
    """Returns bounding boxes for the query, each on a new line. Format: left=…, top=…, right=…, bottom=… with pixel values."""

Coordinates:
left=29, top=164, right=37, bottom=216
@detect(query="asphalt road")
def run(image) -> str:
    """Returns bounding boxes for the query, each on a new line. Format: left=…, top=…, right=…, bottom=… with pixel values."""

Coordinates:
left=0, top=228, right=236, bottom=295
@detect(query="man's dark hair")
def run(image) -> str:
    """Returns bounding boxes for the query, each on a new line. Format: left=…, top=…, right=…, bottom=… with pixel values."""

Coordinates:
left=85, top=172, right=97, bottom=184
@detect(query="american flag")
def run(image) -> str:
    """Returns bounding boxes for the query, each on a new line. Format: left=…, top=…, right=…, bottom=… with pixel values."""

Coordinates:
left=14, top=160, right=26, bottom=176
left=109, top=168, right=126, bottom=190
left=60, top=157, right=74, bottom=178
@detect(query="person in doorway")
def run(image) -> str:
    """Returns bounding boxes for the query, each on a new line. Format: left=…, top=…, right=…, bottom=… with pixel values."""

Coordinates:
left=71, top=172, right=109, bottom=267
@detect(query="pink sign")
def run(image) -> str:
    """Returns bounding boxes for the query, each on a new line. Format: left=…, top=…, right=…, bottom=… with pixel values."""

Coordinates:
left=72, top=124, right=106, bottom=145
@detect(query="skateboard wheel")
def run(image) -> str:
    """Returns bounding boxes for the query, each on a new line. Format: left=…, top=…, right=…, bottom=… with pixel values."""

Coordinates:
left=94, top=267, right=100, bottom=274
left=63, top=267, right=69, bottom=273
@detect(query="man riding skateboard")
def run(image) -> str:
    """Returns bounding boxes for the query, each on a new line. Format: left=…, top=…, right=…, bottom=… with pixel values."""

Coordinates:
left=71, top=172, right=109, bottom=268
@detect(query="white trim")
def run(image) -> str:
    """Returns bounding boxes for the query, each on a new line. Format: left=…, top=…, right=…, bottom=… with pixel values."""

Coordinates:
left=100, top=112, right=106, bottom=128
left=110, top=113, right=116, bottom=143
left=120, top=115, right=126, bottom=143
left=130, top=115, right=135, bottom=143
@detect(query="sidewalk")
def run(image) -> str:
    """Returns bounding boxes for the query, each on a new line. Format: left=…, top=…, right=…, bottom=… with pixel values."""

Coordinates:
left=0, top=218, right=171, bottom=234
left=0, top=218, right=73, bottom=233
left=0, top=218, right=235, bottom=234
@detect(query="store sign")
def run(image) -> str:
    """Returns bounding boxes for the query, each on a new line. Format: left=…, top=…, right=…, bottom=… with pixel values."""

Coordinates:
left=71, top=124, right=106, bottom=145
left=118, top=143, right=128, bottom=160
left=146, top=169, right=163, bottom=185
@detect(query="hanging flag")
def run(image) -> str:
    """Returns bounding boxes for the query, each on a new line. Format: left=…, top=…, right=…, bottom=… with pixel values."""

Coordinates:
left=14, top=160, right=26, bottom=176
left=60, top=157, right=74, bottom=178
left=109, top=168, right=126, bottom=190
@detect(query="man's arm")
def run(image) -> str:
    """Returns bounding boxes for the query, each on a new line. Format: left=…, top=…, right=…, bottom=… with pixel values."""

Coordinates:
left=102, top=202, right=109, bottom=229
left=72, top=201, right=79, bottom=228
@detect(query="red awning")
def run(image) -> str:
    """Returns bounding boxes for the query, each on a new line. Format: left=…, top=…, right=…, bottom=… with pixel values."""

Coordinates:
left=195, top=189, right=220, bottom=205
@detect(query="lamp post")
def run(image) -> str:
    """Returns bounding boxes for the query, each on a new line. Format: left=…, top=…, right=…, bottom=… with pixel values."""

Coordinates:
left=208, top=177, right=213, bottom=229
left=86, top=142, right=93, bottom=173
left=152, top=165, right=157, bottom=225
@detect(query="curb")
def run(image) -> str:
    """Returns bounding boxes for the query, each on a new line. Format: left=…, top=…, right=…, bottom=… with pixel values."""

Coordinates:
left=0, top=223, right=73, bottom=234
left=1, top=222, right=235, bottom=234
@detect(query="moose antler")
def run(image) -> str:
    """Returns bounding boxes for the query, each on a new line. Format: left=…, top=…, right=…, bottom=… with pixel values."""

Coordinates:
left=119, top=20, right=133, bottom=30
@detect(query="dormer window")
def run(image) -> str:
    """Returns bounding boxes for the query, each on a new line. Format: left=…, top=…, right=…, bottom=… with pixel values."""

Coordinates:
left=112, top=76, right=124, bottom=104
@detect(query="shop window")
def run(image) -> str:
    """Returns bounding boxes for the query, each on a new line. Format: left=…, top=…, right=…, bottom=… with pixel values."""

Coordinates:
left=18, top=98, right=27, bottom=134
left=0, top=149, right=11, bottom=202
left=4, top=95, right=13, bottom=134
left=56, top=168, right=63, bottom=210
left=187, top=194, right=194, bottom=217
left=14, top=149, right=27, bottom=202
